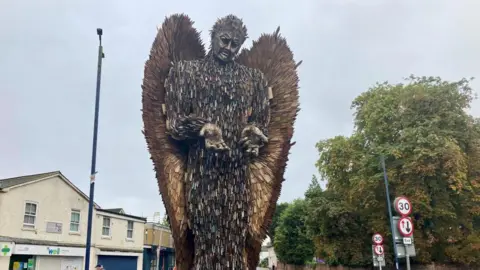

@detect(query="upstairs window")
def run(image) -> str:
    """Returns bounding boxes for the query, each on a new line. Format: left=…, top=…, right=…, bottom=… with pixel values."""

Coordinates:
left=23, top=202, right=37, bottom=228
left=127, top=221, right=134, bottom=239
left=70, top=210, right=80, bottom=232
left=102, top=217, right=111, bottom=236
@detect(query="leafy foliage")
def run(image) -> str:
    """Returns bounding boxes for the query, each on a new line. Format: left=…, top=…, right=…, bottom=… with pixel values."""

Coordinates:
left=268, top=202, right=290, bottom=243
left=274, top=199, right=315, bottom=265
left=306, top=76, right=480, bottom=266
left=258, top=258, right=269, bottom=268
left=161, top=214, right=170, bottom=228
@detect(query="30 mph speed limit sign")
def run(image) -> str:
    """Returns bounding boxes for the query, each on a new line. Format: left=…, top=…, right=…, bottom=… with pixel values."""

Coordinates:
left=394, top=196, right=412, bottom=216
left=374, top=245, right=384, bottom=255
left=372, top=233, right=383, bottom=245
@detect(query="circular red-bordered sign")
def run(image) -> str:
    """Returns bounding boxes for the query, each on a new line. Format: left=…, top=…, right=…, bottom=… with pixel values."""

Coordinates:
left=394, top=196, right=412, bottom=216
left=374, top=244, right=384, bottom=255
left=372, top=233, right=383, bottom=245
left=397, top=217, right=414, bottom=237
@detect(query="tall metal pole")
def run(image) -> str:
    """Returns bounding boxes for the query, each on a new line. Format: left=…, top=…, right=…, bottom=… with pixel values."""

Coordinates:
left=381, top=156, right=400, bottom=270
left=84, top=28, right=105, bottom=270
left=405, top=249, right=411, bottom=270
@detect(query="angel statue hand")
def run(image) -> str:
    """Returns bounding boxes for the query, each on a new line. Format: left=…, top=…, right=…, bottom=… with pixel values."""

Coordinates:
left=239, top=125, right=268, bottom=157
left=199, top=123, right=230, bottom=152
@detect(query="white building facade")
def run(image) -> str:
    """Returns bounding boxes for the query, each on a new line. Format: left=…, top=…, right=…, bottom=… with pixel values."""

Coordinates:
left=0, top=171, right=146, bottom=270
left=260, top=236, right=278, bottom=269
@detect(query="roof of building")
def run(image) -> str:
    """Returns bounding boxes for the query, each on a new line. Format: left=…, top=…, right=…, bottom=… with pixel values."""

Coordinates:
left=0, top=171, right=59, bottom=189
left=103, top=208, right=125, bottom=214
left=97, top=208, right=147, bottom=222
left=145, top=222, right=171, bottom=231
left=0, top=171, right=101, bottom=207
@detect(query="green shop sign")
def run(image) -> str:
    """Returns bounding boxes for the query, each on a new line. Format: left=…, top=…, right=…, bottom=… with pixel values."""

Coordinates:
left=1, top=244, right=12, bottom=256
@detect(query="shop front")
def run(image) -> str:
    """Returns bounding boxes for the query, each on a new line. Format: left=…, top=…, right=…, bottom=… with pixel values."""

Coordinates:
left=158, top=247, right=175, bottom=270
left=0, top=242, right=14, bottom=270
left=11, top=244, right=85, bottom=270
left=142, top=245, right=175, bottom=270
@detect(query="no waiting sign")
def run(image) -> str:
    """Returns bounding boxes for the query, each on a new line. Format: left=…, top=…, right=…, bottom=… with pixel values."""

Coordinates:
left=398, top=217, right=414, bottom=237
left=374, top=244, right=384, bottom=255
left=394, top=196, right=412, bottom=216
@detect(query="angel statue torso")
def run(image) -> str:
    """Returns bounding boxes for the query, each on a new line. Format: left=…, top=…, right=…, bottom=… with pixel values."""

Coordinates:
left=142, top=13, right=299, bottom=270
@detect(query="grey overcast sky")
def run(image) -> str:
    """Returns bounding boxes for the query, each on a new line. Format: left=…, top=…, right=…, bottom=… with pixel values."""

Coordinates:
left=1, top=0, right=479, bottom=218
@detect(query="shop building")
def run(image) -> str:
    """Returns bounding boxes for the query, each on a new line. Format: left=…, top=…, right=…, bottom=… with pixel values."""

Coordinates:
left=93, top=208, right=146, bottom=270
left=0, top=171, right=146, bottom=270
left=143, top=221, right=175, bottom=270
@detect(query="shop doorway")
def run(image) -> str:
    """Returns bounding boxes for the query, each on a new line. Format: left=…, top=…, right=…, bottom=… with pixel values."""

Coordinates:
left=9, top=255, right=35, bottom=270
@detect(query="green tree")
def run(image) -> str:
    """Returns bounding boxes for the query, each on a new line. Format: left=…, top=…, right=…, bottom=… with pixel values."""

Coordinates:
left=259, top=258, right=269, bottom=268
left=268, top=202, right=289, bottom=243
left=161, top=214, right=170, bottom=228
left=306, top=76, right=480, bottom=266
left=305, top=176, right=370, bottom=266
left=274, top=199, right=315, bottom=266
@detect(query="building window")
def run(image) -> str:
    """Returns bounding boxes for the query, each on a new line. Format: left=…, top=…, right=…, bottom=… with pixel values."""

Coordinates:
left=70, top=210, right=80, bottom=232
left=127, top=221, right=134, bottom=239
left=102, top=217, right=111, bottom=236
left=23, top=202, right=37, bottom=228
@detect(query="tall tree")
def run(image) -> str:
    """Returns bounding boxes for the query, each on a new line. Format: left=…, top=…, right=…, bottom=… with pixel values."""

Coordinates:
left=306, top=76, right=480, bottom=266
left=268, top=202, right=289, bottom=243
left=274, top=199, right=315, bottom=266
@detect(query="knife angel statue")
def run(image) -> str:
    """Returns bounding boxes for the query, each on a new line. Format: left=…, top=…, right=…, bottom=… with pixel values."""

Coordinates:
left=142, top=14, right=300, bottom=270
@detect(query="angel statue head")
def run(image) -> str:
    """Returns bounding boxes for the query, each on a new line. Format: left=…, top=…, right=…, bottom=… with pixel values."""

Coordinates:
left=210, top=15, right=248, bottom=63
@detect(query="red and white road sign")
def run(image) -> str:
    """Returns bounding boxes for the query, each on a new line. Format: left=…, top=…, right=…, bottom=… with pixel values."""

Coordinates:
left=372, top=233, right=383, bottom=245
left=397, top=217, right=414, bottom=237
left=374, top=244, right=384, bottom=255
left=394, top=196, right=412, bottom=216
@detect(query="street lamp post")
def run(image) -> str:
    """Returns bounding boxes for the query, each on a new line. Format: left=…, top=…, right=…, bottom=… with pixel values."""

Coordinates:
left=381, top=156, right=400, bottom=270
left=84, top=28, right=105, bottom=270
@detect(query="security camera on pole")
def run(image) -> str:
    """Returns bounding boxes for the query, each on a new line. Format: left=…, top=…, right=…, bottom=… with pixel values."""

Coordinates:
left=393, top=196, right=416, bottom=270
left=371, top=233, right=386, bottom=269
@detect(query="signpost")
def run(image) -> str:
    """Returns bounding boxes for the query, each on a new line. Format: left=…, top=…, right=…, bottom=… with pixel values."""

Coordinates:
left=371, top=234, right=385, bottom=269
left=380, top=157, right=417, bottom=270
left=371, top=245, right=386, bottom=269
left=393, top=197, right=416, bottom=270
left=380, top=157, right=399, bottom=269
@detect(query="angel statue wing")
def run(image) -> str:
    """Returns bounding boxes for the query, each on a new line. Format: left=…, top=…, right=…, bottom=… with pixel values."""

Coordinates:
left=237, top=28, right=301, bottom=269
left=142, top=14, right=205, bottom=270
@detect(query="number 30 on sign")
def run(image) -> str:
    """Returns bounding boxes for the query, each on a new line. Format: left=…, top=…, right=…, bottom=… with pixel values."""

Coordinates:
left=394, top=196, right=412, bottom=216
left=372, top=233, right=383, bottom=245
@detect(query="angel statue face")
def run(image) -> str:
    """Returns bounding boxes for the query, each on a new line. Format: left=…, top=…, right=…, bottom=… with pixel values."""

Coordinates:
left=211, top=15, right=248, bottom=63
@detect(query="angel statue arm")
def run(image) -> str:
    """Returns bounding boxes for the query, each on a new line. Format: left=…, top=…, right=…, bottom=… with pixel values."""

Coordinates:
left=240, top=71, right=271, bottom=156
left=165, top=62, right=229, bottom=151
